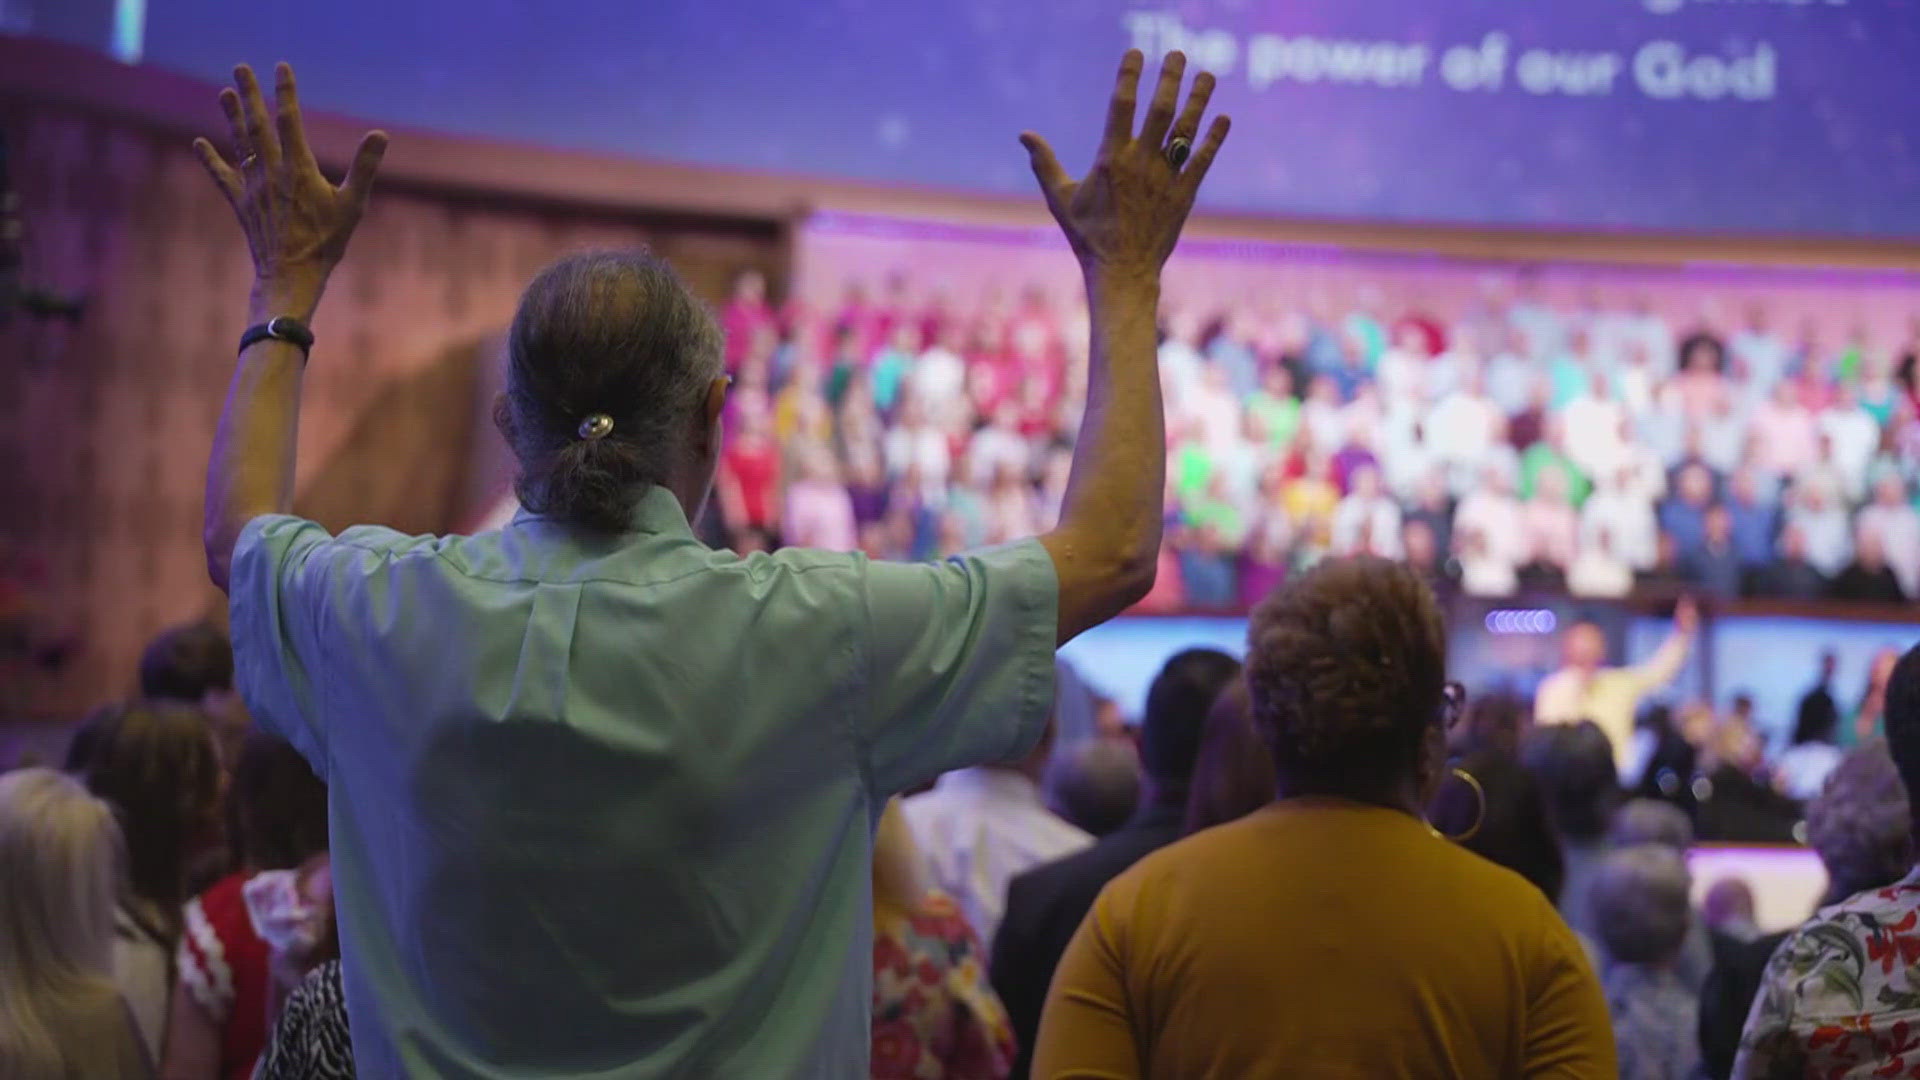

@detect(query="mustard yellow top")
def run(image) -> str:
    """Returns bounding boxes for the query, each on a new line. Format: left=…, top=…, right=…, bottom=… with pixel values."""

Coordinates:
left=1033, top=799, right=1615, bottom=1079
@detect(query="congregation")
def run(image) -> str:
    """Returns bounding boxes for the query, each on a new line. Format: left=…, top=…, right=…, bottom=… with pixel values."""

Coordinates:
left=714, top=267, right=1920, bottom=609
left=10, top=47, right=1920, bottom=1080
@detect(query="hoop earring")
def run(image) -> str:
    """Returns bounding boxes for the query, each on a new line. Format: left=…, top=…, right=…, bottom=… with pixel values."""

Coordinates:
left=1437, top=767, right=1486, bottom=844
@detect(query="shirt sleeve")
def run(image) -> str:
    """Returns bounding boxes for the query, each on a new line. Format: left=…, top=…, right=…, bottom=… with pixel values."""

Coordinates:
left=1030, top=885, right=1142, bottom=1080
left=1522, top=909, right=1617, bottom=1079
left=1624, top=629, right=1692, bottom=696
left=857, top=538, right=1058, bottom=795
left=176, top=895, right=233, bottom=1022
left=228, top=514, right=424, bottom=774
left=1731, top=930, right=1813, bottom=1080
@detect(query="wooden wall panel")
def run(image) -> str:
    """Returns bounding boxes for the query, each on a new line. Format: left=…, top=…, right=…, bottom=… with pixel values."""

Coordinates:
left=0, top=87, right=785, bottom=719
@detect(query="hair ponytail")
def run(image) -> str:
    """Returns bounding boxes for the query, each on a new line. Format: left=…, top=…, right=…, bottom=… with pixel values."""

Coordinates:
left=502, top=251, right=723, bottom=532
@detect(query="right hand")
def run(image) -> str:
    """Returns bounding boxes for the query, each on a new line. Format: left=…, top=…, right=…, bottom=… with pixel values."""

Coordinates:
left=1674, top=594, right=1699, bottom=634
left=1021, top=51, right=1230, bottom=283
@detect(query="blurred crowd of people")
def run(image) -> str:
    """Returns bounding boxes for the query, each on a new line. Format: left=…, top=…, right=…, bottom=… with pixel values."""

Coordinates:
left=6, top=601, right=1919, bottom=1078
left=717, top=270, right=1920, bottom=608
left=1, top=623, right=335, bottom=1079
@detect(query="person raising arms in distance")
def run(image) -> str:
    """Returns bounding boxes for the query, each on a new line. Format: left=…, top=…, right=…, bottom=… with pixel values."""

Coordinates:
left=1535, top=597, right=1699, bottom=776
left=193, top=54, right=1226, bottom=1077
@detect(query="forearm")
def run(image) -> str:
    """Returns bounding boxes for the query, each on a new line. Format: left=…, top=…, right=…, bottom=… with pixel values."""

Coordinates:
left=203, top=287, right=315, bottom=592
left=1042, top=269, right=1164, bottom=642
left=1633, top=625, right=1693, bottom=690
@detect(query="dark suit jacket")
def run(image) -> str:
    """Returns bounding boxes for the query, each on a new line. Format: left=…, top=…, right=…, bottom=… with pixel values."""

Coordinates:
left=1698, top=928, right=1790, bottom=1079
left=989, top=804, right=1185, bottom=1078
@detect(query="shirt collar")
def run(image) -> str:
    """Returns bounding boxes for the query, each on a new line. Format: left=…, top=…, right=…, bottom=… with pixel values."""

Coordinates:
left=510, top=485, right=696, bottom=537
left=935, top=767, right=1043, bottom=806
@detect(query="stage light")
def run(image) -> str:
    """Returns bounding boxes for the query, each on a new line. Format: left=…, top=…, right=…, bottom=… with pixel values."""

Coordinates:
left=1483, top=609, right=1558, bottom=635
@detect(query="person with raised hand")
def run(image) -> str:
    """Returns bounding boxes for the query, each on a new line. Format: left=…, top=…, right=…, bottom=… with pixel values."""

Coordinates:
left=195, top=54, right=1226, bottom=1077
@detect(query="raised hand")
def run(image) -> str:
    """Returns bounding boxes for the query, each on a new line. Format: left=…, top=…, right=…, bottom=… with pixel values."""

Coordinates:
left=193, top=63, right=387, bottom=318
left=1674, top=594, right=1700, bottom=634
left=1020, top=51, right=1230, bottom=282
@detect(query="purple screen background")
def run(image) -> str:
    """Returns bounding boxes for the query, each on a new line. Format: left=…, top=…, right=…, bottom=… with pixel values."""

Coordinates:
left=142, top=0, right=1920, bottom=236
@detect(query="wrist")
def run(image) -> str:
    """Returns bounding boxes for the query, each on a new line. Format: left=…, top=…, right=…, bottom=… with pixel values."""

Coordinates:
left=250, top=277, right=326, bottom=324
left=1082, top=263, right=1161, bottom=303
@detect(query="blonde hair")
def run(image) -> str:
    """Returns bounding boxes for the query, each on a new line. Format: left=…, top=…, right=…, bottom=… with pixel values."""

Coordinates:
left=0, top=767, right=130, bottom=1076
left=871, top=799, right=930, bottom=919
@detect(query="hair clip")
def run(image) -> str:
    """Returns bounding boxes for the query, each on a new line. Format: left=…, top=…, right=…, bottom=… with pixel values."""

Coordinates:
left=577, top=413, right=614, bottom=441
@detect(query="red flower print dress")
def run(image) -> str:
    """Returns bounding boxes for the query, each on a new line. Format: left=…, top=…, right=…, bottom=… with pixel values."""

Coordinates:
left=1737, top=868, right=1920, bottom=1079
left=872, top=891, right=1017, bottom=1079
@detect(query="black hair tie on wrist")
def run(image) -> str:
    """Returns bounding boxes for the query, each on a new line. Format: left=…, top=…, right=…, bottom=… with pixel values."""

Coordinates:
left=238, top=316, right=315, bottom=358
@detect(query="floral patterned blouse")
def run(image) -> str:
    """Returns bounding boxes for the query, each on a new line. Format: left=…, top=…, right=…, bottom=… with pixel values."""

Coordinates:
left=872, top=891, right=1017, bottom=1079
left=1737, top=867, right=1920, bottom=1079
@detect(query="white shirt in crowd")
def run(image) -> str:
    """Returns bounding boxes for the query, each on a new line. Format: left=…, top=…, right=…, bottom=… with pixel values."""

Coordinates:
left=1859, top=502, right=1920, bottom=596
left=1483, top=351, right=1535, bottom=415
left=1567, top=546, right=1635, bottom=599
left=967, top=423, right=1031, bottom=486
left=884, top=424, right=951, bottom=495
left=1789, top=504, right=1854, bottom=577
left=1426, top=389, right=1500, bottom=480
left=1375, top=348, right=1428, bottom=408
left=1822, top=404, right=1882, bottom=487
left=1377, top=409, right=1435, bottom=499
left=1730, top=330, right=1792, bottom=391
left=910, top=346, right=968, bottom=427
left=1157, top=339, right=1204, bottom=413
left=1561, top=393, right=1628, bottom=479
left=1330, top=495, right=1405, bottom=558
left=899, top=767, right=1091, bottom=946
left=1460, top=554, right=1519, bottom=597
left=1302, top=398, right=1349, bottom=456
left=1183, top=377, right=1246, bottom=454
left=1580, top=487, right=1659, bottom=571
left=1454, top=489, right=1527, bottom=569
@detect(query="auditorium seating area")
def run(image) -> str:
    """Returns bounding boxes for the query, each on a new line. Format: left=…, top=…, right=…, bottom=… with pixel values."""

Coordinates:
left=719, top=257, right=1920, bottom=610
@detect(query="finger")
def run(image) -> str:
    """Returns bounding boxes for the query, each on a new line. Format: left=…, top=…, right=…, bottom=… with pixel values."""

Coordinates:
left=339, top=130, right=390, bottom=209
left=1137, top=51, right=1188, bottom=148
left=273, top=62, right=315, bottom=169
left=192, top=137, right=243, bottom=203
left=234, top=64, right=282, bottom=169
left=1168, top=70, right=1216, bottom=146
left=1181, top=113, right=1231, bottom=187
left=1098, top=50, right=1145, bottom=159
left=219, top=87, right=251, bottom=162
left=1019, top=132, right=1070, bottom=194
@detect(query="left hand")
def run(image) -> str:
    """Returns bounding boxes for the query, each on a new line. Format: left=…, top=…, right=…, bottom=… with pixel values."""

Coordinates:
left=193, top=62, right=387, bottom=317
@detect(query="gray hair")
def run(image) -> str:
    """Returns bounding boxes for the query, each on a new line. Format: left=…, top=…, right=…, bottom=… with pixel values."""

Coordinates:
left=1591, top=843, right=1693, bottom=965
left=1610, top=798, right=1694, bottom=852
left=1807, top=741, right=1913, bottom=903
left=502, top=251, right=724, bottom=532
left=1046, top=739, right=1142, bottom=837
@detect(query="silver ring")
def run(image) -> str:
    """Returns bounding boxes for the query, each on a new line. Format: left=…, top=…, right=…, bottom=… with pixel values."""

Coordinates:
left=1165, top=137, right=1192, bottom=169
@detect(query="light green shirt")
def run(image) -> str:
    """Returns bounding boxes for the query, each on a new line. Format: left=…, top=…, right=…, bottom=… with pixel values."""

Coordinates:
left=229, top=487, right=1058, bottom=1078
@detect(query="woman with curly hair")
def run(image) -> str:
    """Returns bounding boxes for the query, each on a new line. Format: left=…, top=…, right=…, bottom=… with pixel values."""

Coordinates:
left=1034, top=557, right=1614, bottom=1077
